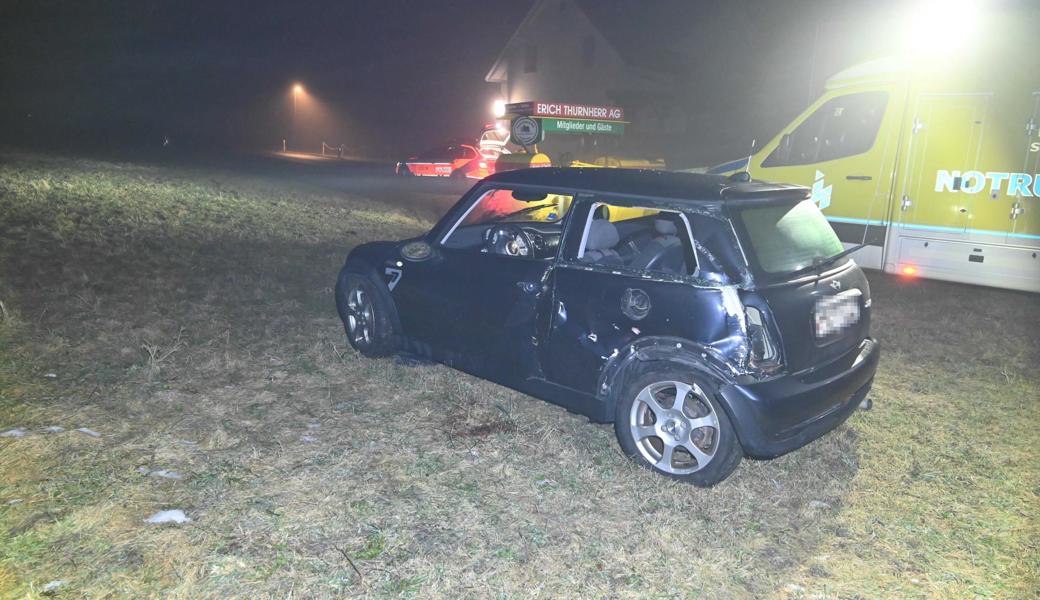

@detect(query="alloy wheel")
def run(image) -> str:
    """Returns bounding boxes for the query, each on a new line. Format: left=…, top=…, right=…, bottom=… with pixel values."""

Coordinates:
left=345, top=285, right=374, bottom=347
left=629, top=380, right=720, bottom=474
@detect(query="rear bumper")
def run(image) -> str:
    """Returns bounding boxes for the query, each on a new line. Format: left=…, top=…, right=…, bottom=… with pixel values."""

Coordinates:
left=719, top=338, right=879, bottom=458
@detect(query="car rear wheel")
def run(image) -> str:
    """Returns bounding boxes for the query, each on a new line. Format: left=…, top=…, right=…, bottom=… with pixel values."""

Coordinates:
left=336, top=270, right=398, bottom=357
left=614, top=365, right=742, bottom=486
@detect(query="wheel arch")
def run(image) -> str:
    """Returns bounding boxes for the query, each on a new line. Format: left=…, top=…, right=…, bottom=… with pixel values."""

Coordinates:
left=336, top=258, right=404, bottom=338
left=596, top=336, right=742, bottom=428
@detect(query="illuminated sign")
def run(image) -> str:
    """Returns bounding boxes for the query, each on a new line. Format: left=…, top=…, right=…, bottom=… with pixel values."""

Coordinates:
left=935, top=170, right=1039, bottom=197
left=506, top=101, right=625, bottom=122
left=541, top=118, right=624, bottom=135
left=510, top=116, right=543, bottom=146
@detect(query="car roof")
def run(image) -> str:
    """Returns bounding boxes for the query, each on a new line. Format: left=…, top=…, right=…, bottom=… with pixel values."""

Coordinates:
left=483, top=167, right=810, bottom=205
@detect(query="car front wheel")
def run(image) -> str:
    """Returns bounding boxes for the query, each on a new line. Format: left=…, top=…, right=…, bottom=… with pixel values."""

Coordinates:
left=336, top=270, right=398, bottom=357
left=614, top=365, right=742, bottom=486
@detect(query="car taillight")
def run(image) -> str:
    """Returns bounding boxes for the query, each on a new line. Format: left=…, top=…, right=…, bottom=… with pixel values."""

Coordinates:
left=745, top=305, right=779, bottom=368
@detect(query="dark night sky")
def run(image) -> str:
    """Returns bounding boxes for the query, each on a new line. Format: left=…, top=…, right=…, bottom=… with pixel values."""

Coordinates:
left=3, top=1, right=1030, bottom=163
left=0, top=1, right=541, bottom=156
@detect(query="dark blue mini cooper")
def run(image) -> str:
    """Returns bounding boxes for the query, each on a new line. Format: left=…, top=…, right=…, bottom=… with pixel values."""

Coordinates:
left=336, top=168, right=879, bottom=486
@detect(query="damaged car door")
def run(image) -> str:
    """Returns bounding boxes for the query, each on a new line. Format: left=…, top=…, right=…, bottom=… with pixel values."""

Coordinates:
left=541, top=200, right=731, bottom=394
left=424, top=186, right=572, bottom=382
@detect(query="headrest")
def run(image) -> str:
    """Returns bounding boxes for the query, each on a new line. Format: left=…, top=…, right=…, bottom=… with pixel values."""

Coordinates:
left=586, top=219, right=620, bottom=251
left=655, top=218, right=678, bottom=236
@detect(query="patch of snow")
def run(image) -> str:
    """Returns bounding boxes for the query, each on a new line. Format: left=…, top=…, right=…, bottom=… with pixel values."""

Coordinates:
left=785, top=583, right=806, bottom=593
left=138, top=466, right=183, bottom=479
left=1, top=428, right=28, bottom=438
left=7, top=498, right=23, bottom=505
left=307, top=422, right=321, bottom=429
left=174, top=439, right=197, bottom=446
left=43, top=373, right=57, bottom=379
left=149, top=469, right=182, bottom=480
left=42, top=579, right=66, bottom=593
left=75, top=428, right=101, bottom=438
left=145, top=509, right=190, bottom=524
left=299, top=435, right=318, bottom=443
left=43, top=426, right=65, bottom=433
left=808, top=500, right=832, bottom=510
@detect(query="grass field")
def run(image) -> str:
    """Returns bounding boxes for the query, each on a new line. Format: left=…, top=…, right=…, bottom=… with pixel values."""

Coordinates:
left=0, top=151, right=1037, bottom=599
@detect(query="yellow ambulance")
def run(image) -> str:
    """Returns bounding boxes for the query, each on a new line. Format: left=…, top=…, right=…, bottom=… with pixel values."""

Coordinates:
left=707, top=10, right=1039, bottom=292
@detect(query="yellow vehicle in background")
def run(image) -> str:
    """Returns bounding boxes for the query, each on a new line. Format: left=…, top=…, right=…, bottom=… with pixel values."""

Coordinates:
left=707, top=8, right=1039, bottom=292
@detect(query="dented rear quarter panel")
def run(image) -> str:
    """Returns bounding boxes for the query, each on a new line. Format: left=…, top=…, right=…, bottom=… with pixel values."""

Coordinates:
left=542, top=263, right=752, bottom=395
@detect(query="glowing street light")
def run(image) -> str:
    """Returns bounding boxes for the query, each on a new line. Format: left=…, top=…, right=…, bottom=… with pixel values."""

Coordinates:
left=291, top=83, right=304, bottom=150
left=492, top=98, right=506, bottom=118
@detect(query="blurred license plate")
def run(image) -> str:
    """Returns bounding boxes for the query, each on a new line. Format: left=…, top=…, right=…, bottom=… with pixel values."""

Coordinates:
left=815, top=292, right=860, bottom=338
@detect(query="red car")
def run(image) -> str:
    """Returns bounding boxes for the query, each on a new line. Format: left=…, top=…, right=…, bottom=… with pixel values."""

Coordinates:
left=396, top=143, right=486, bottom=178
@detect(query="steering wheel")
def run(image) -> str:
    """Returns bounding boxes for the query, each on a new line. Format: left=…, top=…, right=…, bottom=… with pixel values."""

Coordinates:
left=484, top=224, right=534, bottom=257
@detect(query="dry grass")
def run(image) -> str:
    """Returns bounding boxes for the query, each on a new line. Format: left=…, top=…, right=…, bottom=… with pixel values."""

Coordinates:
left=0, top=151, right=1038, bottom=599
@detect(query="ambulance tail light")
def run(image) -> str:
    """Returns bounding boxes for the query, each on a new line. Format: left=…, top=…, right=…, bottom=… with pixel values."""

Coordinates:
left=901, top=265, right=918, bottom=277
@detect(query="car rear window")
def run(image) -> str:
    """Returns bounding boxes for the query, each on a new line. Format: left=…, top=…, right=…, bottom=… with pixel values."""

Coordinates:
left=735, top=200, right=844, bottom=275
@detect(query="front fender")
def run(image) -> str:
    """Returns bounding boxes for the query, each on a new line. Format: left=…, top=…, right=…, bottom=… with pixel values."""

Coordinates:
left=337, top=247, right=404, bottom=339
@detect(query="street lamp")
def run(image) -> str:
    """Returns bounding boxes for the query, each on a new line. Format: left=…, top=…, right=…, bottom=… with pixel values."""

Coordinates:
left=492, top=98, right=506, bottom=118
left=291, top=83, right=304, bottom=150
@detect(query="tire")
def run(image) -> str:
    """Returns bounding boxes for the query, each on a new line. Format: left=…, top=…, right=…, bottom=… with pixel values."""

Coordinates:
left=614, top=364, right=742, bottom=486
left=335, top=268, right=398, bottom=358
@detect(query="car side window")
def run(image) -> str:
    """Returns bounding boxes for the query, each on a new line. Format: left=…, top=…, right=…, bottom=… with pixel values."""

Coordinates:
left=762, top=91, right=889, bottom=167
left=573, top=202, right=698, bottom=277
left=440, top=187, right=574, bottom=257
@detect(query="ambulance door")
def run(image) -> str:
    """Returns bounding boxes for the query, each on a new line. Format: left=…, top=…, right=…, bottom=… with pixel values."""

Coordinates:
left=897, top=94, right=989, bottom=235
left=1012, top=93, right=1040, bottom=241
left=751, top=86, right=902, bottom=269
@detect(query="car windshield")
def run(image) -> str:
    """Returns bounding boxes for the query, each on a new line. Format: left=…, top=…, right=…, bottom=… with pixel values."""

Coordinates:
left=735, top=200, right=845, bottom=276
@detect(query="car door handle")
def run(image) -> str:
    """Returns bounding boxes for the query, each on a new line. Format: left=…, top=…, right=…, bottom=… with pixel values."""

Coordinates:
left=846, top=175, right=873, bottom=181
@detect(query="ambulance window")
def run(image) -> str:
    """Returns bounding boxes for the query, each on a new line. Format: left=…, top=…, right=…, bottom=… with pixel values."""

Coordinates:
left=763, top=91, right=888, bottom=167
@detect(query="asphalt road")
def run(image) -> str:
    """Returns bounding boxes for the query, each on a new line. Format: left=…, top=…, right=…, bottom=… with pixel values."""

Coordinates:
left=244, top=152, right=472, bottom=223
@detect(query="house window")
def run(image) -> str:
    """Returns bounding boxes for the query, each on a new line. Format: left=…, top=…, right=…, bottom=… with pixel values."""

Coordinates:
left=524, top=44, right=537, bottom=73
left=582, top=35, right=596, bottom=67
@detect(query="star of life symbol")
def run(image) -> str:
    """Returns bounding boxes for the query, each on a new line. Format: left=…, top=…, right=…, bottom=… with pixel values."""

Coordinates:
left=830, top=280, right=842, bottom=290
left=811, top=170, right=832, bottom=210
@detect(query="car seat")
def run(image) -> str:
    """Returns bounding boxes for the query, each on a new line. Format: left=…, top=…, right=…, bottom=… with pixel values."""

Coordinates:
left=581, top=219, right=623, bottom=265
left=630, top=217, right=686, bottom=273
